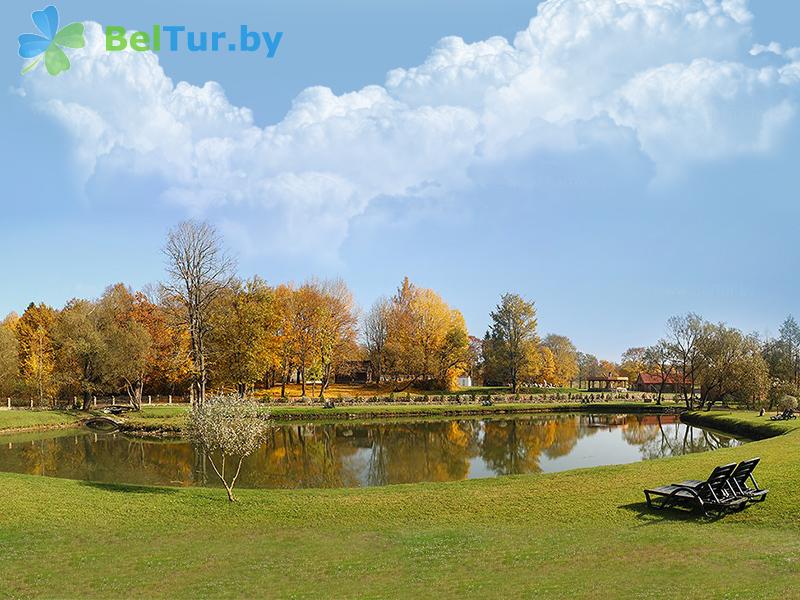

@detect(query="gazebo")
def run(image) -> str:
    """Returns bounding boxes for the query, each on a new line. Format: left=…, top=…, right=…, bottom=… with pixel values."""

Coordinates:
left=586, top=374, right=629, bottom=392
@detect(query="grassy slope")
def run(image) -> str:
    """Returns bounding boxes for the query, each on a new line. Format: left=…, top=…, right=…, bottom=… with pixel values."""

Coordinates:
left=1, top=410, right=799, bottom=598
left=0, top=410, right=81, bottom=432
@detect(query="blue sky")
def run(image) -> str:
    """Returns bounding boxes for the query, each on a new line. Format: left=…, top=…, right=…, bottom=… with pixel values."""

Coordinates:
left=2, top=0, right=800, bottom=360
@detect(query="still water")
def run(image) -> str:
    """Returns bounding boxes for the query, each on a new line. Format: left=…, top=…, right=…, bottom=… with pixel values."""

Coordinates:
left=0, top=414, right=745, bottom=489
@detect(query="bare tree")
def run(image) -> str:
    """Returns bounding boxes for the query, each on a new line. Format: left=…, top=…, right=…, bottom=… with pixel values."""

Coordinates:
left=363, top=297, right=390, bottom=385
left=644, top=340, right=675, bottom=405
left=187, top=394, right=269, bottom=501
left=666, top=313, right=704, bottom=409
left=162, top=221, right=235, bottom=405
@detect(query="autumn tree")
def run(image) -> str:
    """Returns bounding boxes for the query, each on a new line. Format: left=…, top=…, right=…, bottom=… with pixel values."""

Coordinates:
left=292, top=283, right=322, bottom=397
left=209, top=277, right=276, bottom=397
left=598, top=359, right=620, bottom=377
left=483, top=293, right=540, bottom=393
left=384, top=278, right=469, bottom=390
left=696, top=323, right=769, bottom=410
left=272, top=284, right=297, bottom=398
left=51, top=299, right=106, bottom=409
left=16, top=303, right=57, bottom=406
left=576, top=352, right=602, bottom=388
left=96, top=284, right=176, bottom=411
left=163, top=220, right=235, bottom=405
left=619, top=347, right=647, bottom=384
left=542, top=334, right=579, bottom=386
left=536, top=346, right=557, bottom=385
left=314, top=279, right=358, bottom=397
left=0, top=315, right=19, bottom=398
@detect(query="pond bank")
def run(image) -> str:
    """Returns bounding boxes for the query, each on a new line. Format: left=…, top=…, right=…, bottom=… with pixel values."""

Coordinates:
left=0, top=410, right=82, bottom=434
left=115, top=401, right=684, bottom=437
left=680, top=410, right=793, bottom=440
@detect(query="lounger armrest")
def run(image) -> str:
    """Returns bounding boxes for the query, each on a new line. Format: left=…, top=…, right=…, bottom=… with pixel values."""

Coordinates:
left=667, top=485, right=702, bottom=498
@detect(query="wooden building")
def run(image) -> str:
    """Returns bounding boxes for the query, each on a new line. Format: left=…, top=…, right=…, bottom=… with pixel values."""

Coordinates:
left=334, top=360, right=374, bottom=385
left=634, top=373, right=693, bottom=394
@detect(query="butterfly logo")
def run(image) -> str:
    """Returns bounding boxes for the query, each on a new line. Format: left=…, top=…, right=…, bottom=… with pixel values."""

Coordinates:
left=18, top=5, right=85, bottom=76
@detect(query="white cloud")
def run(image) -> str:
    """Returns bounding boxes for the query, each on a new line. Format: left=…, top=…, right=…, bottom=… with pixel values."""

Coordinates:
left=750, top=42, right=782, bottom=56
left=609, top=59, right=794, bottom=171
left=21, top=0, right=799, bottom=256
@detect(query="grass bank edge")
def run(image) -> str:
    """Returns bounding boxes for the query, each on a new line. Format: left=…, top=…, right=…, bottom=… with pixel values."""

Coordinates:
left=681, top=410, right=799, bottom=440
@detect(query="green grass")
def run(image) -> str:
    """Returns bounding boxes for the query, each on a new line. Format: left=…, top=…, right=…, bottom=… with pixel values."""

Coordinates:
left=0, top=409, right=81, bottom=432
left=1, top=410, right=799, bottom=597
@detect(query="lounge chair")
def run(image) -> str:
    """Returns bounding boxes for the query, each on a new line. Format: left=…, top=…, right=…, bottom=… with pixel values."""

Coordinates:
left=644, top=463, right=749, bottom=516
left=676, top=458, right=768, bottom=503
left=728, top=458, right=768, bottom=502
left=770, top=409, right=797, bottom=421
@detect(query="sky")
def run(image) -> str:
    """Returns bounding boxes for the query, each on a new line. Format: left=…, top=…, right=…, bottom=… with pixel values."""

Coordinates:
left=2, top=0, right=800, bottom=360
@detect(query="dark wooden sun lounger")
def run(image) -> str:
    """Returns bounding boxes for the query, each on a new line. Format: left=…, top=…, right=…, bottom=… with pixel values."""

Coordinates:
left=675, top=458, right=768, bottom=503
left=644, top=463, right=749, bottom=516
left=728, top=458, right=768, bottom=502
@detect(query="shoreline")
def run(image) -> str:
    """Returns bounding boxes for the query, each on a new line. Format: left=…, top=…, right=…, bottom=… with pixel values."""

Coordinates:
left=2, top=403, right=778, bottom=442
left=117, top=401, right=683, bottom=437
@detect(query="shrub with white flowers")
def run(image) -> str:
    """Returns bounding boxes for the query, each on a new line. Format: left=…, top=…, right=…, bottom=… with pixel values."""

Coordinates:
left=187, top=394, right=269, bottom=502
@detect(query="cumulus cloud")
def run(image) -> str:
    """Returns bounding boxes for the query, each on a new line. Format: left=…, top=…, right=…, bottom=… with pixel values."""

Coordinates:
left=20, top=0, right=800, bottom=256
left=750, top=42, right=783, bottom=56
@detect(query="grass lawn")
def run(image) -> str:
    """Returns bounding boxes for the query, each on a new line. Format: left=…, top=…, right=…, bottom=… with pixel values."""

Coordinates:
left=0, top=409, right=81, bottom=432
left=0, top=410, right=799, bottom=598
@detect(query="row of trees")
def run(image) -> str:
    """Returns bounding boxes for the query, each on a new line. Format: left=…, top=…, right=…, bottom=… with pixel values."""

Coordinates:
left=604, top=314, right=798, bottom=410
left=6, top=219, right=788, bottom=411
left=0, top=221, right=585, bottom=408
left=0, top=287, right=187, bottom=410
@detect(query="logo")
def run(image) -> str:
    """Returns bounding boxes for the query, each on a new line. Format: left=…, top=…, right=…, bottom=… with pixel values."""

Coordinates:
left=104, top=25, right=283, bottom=58
left=18, top=5, right=85, bottom=76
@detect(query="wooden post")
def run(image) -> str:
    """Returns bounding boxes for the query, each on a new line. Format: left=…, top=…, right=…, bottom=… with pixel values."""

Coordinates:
left=169, top=395, right=173, bottom=404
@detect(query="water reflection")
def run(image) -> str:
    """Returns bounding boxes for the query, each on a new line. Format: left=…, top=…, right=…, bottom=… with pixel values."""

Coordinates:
left=0, top=414, right=745, bottom=489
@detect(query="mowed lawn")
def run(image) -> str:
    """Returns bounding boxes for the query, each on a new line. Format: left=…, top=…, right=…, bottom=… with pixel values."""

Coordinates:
left=0, top=409, right=81, bottom=432
left=1, top=412, right=799, bottom=598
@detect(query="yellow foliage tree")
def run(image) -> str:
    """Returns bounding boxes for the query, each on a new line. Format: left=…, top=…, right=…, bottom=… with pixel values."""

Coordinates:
left=385, top=277, right=469, bottom=391
left=15, top=303, right=57, bottom=406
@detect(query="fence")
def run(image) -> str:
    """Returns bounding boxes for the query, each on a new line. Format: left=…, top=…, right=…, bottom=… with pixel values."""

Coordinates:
left=0, top=394, right=191, bottom=410
left=0, top=390, right=691, bottom=410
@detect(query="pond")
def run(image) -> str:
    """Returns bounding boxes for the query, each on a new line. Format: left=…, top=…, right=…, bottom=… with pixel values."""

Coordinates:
left=0, top=413, right=746, bottom=489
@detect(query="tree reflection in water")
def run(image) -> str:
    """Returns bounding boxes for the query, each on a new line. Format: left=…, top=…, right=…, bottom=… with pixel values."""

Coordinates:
left=0, top=414, right=745, bottom=489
